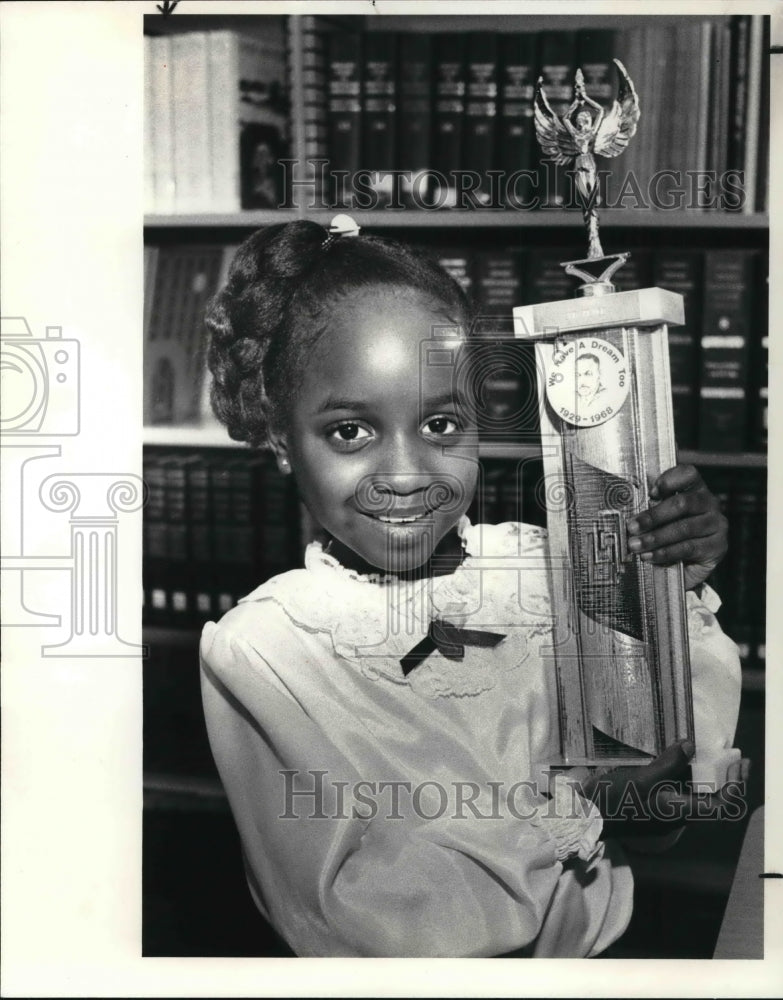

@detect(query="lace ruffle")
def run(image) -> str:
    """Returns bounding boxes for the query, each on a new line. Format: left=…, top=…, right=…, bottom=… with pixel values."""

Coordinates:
left=239, top=519, right=555, bottom=698
left=531, top=773, right=605, bottom=866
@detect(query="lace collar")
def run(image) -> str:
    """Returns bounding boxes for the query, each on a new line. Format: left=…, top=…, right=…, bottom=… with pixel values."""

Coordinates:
left=240, top=518, right=553, bottom=698
left=303, top=514, right=472, bottom=584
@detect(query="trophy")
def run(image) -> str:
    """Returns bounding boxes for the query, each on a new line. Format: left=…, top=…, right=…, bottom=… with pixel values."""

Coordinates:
left=514, top=60, right=739, bottom=787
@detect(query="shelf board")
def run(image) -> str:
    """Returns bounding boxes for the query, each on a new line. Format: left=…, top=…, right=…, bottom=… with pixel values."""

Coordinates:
left=143, top=422, right=238, bottom=448
left=144, top=625, right=203, bottom=647
left=144, top=209, right=769, bottom=230
left=144, top=773, right=228, bottom=812
left=144, top=209, right=299, bottom=228
left=477, top=443, right=766, bottom=467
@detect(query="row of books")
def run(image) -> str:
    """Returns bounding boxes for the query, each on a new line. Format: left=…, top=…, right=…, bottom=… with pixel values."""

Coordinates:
left=143, top=448, right=301, bottom=627
left=144, top=21, right=289, bottom=214
left=143, top=241, right=768, bottom=454
left=438, top=246, right=768, bottom=454
left=304, top=16, right=769, bottom=212
left=472, top=460, right=767, bottom=672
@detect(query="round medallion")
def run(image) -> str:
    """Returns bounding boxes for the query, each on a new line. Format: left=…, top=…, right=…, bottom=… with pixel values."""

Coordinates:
left=545, top=337, right=629, bottom=427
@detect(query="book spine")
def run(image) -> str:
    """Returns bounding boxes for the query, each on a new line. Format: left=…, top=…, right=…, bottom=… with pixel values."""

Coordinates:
left=523, top=246, right=580, bottom=305
left=432, top=33, right=467, bottom=203
left=291, top=15, right=329, bottom=209
left=238, top=35, right=288, bottom=210
left=143, top=245, right=159, bottom=350
left=742, top=15, right=764, bottom=214
left=535, top=30, right=577, bottom=207
left=729, top=476, right=761, bottom=669
left=750, top=254, right=769, bottom=451
left=706, top=20, right=732, bottom=184
left=327, top=31, right=362, bottom=207
left=653, top=250, right=703, bottom=450
left=397, top=32, right=432, bottom=203
left=694, top=21, right=713, bottom=205
left=144, top=246, right=224, bottom=425
left=755, top=17, right=770, bottom=213
left=727, top=15, right=750, bottom=184
left=149, top=35, right=176, bottom=213
left=497, top=33, right=536, bottom=204
left=362, top=32, right=397, bottom=201
left=144, top=36, right=155, bottom=214
left=142, top=454, right=169, bottom=624
left=697, top=250, right=755, bottom=452
left=206, top=31, right=241, bottom=213
left=171, top=32, right=211, bottom=213
left=227, top=459, right=265, bottom=600
left=210, top=457, right=236, bottom=615
left=463, top=32, right=499, bottom=206
left=259, top=456, right=299, bottom=579
left=165, top=455, right=194, bottom=625
left=187, top=456, right=214, bottom=625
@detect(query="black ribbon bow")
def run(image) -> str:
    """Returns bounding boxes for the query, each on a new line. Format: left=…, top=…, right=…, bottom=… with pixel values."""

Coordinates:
left=400, top=619, right=507, bottom=677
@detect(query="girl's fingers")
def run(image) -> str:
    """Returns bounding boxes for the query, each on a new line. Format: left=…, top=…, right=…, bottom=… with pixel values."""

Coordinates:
left=628, top=512, right=726, bottom=556
left=651, top=464, right=703, bottom=499
left=628, top=490, right=715, bottom=534
left=639, top=538, right=722, bottom=567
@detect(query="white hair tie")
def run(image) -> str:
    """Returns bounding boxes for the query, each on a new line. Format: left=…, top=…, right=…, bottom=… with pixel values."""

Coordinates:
left=321, top=214, right=361, bottom=250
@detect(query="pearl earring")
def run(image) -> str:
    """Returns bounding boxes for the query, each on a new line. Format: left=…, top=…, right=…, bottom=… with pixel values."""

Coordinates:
left=279, top=457, right=291, bottom=472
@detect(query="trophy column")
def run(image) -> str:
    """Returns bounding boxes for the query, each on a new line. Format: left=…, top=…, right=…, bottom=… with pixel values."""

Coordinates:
left=515, top=287, right=690, bottom=767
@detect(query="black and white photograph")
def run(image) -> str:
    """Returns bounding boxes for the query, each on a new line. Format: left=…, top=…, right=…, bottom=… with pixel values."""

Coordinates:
left=2, top=0, right=781, bottom=995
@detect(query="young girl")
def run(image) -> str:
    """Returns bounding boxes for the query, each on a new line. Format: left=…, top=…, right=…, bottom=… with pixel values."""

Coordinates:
left=199, top=219, right=741, bottom=958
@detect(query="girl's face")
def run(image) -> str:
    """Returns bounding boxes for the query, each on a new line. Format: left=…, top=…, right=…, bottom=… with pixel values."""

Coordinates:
left=277, top=286, right=479, bottom=574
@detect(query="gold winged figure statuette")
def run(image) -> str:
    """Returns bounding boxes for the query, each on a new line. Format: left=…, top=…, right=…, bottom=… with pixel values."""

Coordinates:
left=534, top=59, right=640, bottom=259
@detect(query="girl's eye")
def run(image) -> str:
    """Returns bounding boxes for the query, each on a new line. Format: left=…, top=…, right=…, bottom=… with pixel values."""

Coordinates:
left=327, top=422, right=372, bottom=448
left=422, top=416, right=459, bottom=437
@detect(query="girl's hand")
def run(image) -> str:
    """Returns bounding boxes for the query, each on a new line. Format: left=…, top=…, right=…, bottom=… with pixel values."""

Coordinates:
left=626, top=464, right=728, bottom=590
left=579, top=740, right=750, bottom=839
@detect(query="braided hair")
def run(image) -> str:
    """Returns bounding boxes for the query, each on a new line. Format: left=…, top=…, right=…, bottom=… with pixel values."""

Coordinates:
left=205, top=221, right=470, bottom=448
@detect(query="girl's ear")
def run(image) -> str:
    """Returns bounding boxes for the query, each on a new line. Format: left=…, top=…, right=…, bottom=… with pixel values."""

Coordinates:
left=268, top=434, right=292, bottom=475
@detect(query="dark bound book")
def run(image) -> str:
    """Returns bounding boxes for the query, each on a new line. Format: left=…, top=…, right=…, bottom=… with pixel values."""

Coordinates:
left=362, top=32, right=397, bottom=203
left=463, top=32, right=499, bottom=206
left=653, top=250, right=703, bottom=450
left=432, top=33, right=467, bottom=204
left=327, top=31, right=362, bottom=207
left=397, top=33, right=432, bottom=204
left=498, top=33, right=536, bottom=205
left=698, top=250, right=756, bottom=451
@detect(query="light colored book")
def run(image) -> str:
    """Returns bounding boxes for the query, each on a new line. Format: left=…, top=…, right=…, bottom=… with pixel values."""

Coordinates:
left=148, top=34, right=176, bottom=213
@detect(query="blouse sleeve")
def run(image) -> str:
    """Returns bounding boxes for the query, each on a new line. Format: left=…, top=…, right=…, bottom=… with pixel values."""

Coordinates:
left=686, top=582, right=742, bottom=778
left=200, top=620, right=630, bottom=958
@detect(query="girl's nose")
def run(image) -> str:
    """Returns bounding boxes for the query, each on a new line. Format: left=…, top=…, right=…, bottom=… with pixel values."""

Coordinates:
left=355, top=433, right=467, bottom=515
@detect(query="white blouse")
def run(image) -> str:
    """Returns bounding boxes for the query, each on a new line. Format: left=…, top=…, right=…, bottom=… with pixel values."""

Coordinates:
left=199, top=519, right=741, bottom=958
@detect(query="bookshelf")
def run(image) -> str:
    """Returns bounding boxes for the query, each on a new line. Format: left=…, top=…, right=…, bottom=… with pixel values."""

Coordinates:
left=143, top=7, right=768, bottom=646
left=142, top=12, right=769, bottom=957
left=145, top=209, right=769, bottom=230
